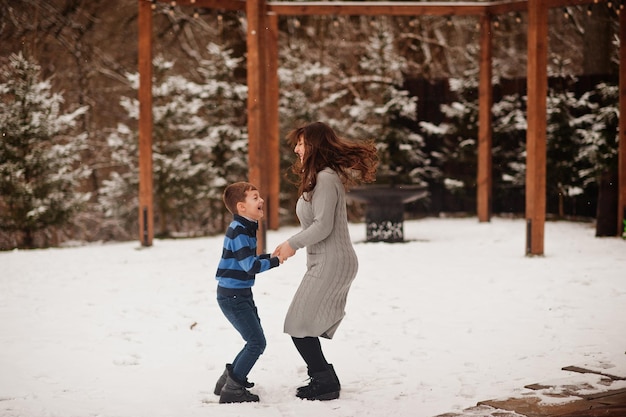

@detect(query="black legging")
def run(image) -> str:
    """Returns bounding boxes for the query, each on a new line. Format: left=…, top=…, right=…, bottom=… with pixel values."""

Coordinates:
left=291, top=336, right=329, bottom=373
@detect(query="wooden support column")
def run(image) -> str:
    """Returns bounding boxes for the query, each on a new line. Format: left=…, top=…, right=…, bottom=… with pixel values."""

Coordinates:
left=138, top=0, right=154, bottom=247
left=525, top=0, right=548, bottom=255
left=265, top=12, right=280, bottom=231
left=619, top=9, right=626, bottom=238
left=246, top=0, right=268, bottom=251
left=477, top=13, right=493, bottom=223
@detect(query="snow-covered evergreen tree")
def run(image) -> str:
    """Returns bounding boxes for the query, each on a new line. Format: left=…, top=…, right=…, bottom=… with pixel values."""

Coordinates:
left=98, top=123, right=139, bottom=238
left=196, top=42, right=248, bottom=199
left=278, top=24, right=330, bottom=130
left=337, top=18, right=433, bottom=186
left=491, top=91, right=527, bottom=212
left=100, top=57, right=209, bottom=237
left=100, top=44, right=247, bottom=238
left=576, top=83, right=619, bottom=186
left=420, top=76, right=527, bottom=213
left=576, top=82, right=619, bottom=235
left=0, top=52, right=90, bottom=248
left=420, top=76, right=479, bottom=210
left=546, top=81, right=590, bottom=217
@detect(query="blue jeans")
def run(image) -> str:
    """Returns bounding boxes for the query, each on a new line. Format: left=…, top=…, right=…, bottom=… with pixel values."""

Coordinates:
left=217, top=291, right=266, bottom=382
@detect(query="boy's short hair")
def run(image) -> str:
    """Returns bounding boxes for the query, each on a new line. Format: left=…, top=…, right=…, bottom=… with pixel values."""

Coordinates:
left=223, top=182, right=258, bottom=215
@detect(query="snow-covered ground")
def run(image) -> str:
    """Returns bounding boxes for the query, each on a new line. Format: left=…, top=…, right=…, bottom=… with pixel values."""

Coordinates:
left=1, top=217, right=625, bottom=417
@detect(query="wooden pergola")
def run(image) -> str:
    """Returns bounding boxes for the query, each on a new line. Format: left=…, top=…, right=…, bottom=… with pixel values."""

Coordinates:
left=138, top=0, right=626, bottom=255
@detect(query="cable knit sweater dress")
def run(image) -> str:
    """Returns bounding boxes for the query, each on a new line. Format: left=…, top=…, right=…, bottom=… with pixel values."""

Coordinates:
left=284, top=168, right=358, bottom=339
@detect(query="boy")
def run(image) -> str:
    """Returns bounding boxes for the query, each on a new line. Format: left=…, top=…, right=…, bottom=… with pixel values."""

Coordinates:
left=213, top=182, right=282, bottom=403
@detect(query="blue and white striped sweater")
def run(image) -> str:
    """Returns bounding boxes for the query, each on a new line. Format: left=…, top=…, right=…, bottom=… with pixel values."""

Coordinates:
left=216, top=214, right=279, bottom=289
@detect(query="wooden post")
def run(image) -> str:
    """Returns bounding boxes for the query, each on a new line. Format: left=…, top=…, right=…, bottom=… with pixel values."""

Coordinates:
left=138, top=0, right=154, bottom=247
left=265, top=12, right=280, bottom=231
left=617, top=11, right=626, bottom=237
left=246, top=0, right=268, bottom=252
left=477, top=13, right=493, bottom=223
left=525, top=0, right=548, bottom=255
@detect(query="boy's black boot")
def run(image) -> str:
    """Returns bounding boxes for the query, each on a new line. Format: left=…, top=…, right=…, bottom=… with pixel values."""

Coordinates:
left=296, top=364, right=340, bottom=401
left=214, top=366, right=228, bottom=396
left=214, top=364, right=253, bottom=396
left=219, top=369, right=260, bottom=404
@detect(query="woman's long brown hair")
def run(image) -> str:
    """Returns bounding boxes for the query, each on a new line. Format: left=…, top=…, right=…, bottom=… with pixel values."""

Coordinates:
left=286, top=121, right=378, bottom=198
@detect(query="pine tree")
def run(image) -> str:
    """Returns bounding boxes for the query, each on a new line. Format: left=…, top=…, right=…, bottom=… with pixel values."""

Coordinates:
left=196, top=43, right=248, bottom=187
left=336, top=18, right=433, bottom=186
left=420, top=76, right=480, bottom=211
left=101, top=57, right=212, bottom=237
left=0, top=52, right=90, bottom=248
left=546, top=80, right=589, bottom=217
left=576, top=83, right=620, bottom=186
left=278, top=47, right=330, bottom=131
left=491, top=91, right=527, bottom=213
left=100, top=44, right=248, bottom=238
left=420, top=76, right=527, bottom=213
left=576, top=82, right=619, bottom=235
left=197, top=42, right=248, bottom=229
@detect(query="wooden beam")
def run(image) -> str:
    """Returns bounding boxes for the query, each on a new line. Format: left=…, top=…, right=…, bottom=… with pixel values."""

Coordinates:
left=544, top=0, right=598, bottom=8
left=267, top=1, right=489, bottom=16
left=265, top=12, right=280, bottom=231
left=155, top=0, right=246, bottom=11
left=138, top=0, right=154, bottom=247
left=265, top=0, right=597, bottom=17
left=486, top=1, right=527, bottom=14
left=617, top=11, right=626, bottom=237
left=246, top=0, right=268, bottom=251
left=477, top=13, right=493, bottom=223
left=160, top=0, right=598, bottom=15
left=525, top=0, right=548, bottom=256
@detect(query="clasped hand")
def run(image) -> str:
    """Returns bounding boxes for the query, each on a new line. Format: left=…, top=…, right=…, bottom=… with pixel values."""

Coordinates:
left=273, top=241, right=295, bottom=264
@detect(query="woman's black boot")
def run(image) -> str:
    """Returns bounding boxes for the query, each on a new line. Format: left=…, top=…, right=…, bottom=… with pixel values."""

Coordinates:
left=296, top=364, right=340, bottom=401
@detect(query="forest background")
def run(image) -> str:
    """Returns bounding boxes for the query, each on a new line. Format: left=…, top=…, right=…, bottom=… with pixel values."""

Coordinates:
left=0, top=0, right=622, bottom=249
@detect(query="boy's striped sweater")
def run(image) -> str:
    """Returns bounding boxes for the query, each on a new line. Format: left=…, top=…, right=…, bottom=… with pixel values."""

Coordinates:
left=216, top=214, right=279, bottom=289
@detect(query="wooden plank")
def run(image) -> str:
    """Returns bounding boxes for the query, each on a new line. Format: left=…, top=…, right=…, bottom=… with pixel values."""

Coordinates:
left=157, top=0, right=599, bottom=15
left=479, top=395, right=595, bottom=417
left=558, top=390, right=626, bottom=417
left=245, top=0, right=263, bottom=189
left=585, top=388, right=626, bottom=401
left=617, top=11, right=626, bottom=238
left=265, top=0, right=596, bottom=17
left=558, top=406, right=626, bottom=417
left=477, top=13, right=493, bottom=223
left=267, top=1, right=490, bottom=16
left=481, top=382, right=626, bottom=417
left=138, top=0, right=154, bottom=247
left=436, top=405, right=528, bottom=416
left=523, top=375, right=626, bottom=398
left=246, top=0, right=267, bottom=252
left=525, top=383, right=552, bottom=390
left=480, top=389, right=626, bottom=417
left=157, top=0, right=246, bottom=11
left=485, top=1, right=527, bottom=15
left=544, top=0, right=600, bottom=8
left=265, top=12, right=280, bottom=231
left=525, top=0, right=548, bottom=255
left=561, top=365, right=626, bottom=381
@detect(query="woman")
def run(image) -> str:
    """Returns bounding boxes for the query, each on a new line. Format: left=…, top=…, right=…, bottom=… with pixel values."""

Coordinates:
left=273, top=121, right=378, bottom=401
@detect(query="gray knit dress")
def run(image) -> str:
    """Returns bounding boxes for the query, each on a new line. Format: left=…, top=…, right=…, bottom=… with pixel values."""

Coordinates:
left=284, top=168, right=358, bottom=339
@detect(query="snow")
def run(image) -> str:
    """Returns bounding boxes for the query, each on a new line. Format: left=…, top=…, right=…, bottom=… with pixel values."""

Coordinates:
left=1, top=216, right=625, bottom=417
